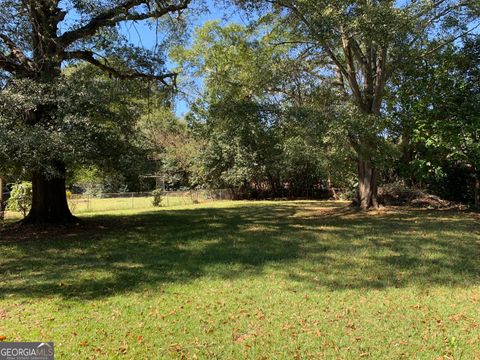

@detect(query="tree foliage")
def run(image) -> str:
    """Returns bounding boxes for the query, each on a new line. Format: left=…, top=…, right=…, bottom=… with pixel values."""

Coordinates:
left=0, top=0, right=192, bottom=223
left=6, top=181, right=32, bottom=217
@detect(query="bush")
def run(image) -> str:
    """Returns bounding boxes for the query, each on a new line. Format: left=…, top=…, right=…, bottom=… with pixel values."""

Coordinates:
left=6, top=182, right=32, bottom=217
left=152, top=189, right=163, bottom=207
left=337, top=181, right=358, bottom=201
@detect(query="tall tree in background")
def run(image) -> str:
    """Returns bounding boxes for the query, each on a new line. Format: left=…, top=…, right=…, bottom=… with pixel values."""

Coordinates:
left=0, top=0, right=190, bottom=223
left=389, top=36, right=480, bottom=207
left=238, top=0, right=479, bottom=209
left=173, top=22, right=339, bottom=196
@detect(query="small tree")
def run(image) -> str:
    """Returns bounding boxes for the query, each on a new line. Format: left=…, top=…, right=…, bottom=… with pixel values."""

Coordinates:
left=6, top=182, right=33, bottom=218
left=152, top=189, right=163, bottom=207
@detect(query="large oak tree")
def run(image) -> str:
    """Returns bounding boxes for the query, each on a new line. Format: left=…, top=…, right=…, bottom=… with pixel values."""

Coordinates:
left=0, top=0, right=190, bottom=223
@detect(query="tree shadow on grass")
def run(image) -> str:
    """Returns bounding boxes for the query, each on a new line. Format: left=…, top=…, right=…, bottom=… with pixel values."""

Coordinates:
left=0, top=201, right=479, bottom=300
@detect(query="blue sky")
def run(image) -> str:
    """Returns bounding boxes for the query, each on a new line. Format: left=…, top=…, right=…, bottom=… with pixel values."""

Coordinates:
left=117, top=0, right=249, bottom=117
left=73, top=0, right=479, bottom=117
left=59, top=0, right=249, bottom=117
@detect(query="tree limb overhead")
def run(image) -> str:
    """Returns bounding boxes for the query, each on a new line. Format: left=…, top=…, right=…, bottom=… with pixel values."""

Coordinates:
left=59, top=0, right=190, bottom=47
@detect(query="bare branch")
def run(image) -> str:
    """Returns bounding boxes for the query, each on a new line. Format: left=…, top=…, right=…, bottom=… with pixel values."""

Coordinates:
left=421, top=22, right=480, bottom=57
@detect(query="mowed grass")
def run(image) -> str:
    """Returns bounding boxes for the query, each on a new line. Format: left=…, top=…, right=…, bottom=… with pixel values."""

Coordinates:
left=4, top=194, right=205, bottom=220
left=70, top=194, right=203, bottom=214
left=0, top=200, right=479, bottom=359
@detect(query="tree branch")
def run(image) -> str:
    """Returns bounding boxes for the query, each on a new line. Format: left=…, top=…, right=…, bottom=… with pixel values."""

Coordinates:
left=349, top=38, right=368, bottom=71
left=340, top=28, right=365, bottom=111
left=0, top=53, right=25, bottom=74
left=0, top=34, right=33, bottom=71
left=372, top=46, right=387, bottom=114
left=63, top=50, right=177, bottom=86
left=59, top=0, right=190, bottom=47
left=421, top=22, right=480, bottom=57
left=271, top=0, right=352, bottom=81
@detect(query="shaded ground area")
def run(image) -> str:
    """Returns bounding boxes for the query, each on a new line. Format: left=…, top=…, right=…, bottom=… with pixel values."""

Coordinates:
left=1, top=201, right=480, bottom=359
left=1, top=201, right=479, bottom=299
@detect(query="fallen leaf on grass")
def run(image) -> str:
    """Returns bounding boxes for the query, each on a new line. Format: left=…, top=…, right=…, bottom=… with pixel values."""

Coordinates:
left=346, top=321, right=356, bottom=330
left=169, top=343, right=183, bottom=352
left=234, top=334, right=248, bottom=343
left=233, top=333, right=253, bottom=343
left=448, top=313, right=465, bottom=322
left=205, top=327, right=215, bottom=334
left=256, top=309, right=265, bottom=320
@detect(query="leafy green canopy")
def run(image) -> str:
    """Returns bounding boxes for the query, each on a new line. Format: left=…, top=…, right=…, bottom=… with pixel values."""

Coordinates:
left=233, top=0, right=479, bottom=161
left=388, top=36, right=480, bottom=201
left=172, top=22, right=360, bottom=191
left=0, top=64, right=153, bottom=178
left=0, top=0, right=191, bottom=182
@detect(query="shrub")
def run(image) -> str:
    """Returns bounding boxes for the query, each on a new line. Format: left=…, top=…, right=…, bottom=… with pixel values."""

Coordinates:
left=6, top=182, right=32, bottom=218
left=339, top=183, right=357, bottom=201
left=152, top=189, right=163, bottom=207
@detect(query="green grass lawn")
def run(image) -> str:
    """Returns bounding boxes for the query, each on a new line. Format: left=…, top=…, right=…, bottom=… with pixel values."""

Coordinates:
left=69, top=193, right=205, bottom=214
left=3, top=194, right=205, bottom=220
left=1, top=200, right=479, bottom=359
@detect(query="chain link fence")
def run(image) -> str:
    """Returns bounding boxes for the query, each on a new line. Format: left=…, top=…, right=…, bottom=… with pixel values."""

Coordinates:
left=1, top=189, right=234, bottom=220
left=67, top=189, right=234, bottom=214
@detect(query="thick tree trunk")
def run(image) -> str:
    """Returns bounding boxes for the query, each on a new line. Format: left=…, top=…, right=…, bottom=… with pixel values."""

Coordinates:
left=14, top=0, right=77, bottom=225
left=22, top=163, right=76, bottom=224
left=357, top=156, right=378, bottom=210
